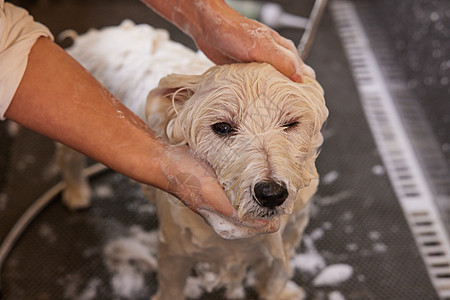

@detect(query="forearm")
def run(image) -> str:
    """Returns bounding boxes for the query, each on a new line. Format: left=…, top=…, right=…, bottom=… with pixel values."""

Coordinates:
left=140, top=0, right=236, bottom=38
left=5, top=37, right=169, bottom=189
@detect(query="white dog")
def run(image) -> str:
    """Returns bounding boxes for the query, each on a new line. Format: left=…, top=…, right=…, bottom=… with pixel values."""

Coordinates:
left=59, top=20, right=328, bottom=300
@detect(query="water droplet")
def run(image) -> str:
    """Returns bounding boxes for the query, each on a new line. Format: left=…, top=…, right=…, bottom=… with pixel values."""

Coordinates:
left=430, top=11, right=440, bottom=22
left=413, top=32, right=423, bottom=41
left=396, top=40, right=406, bottom=50
left=435, top=22, right=445, bottom=31
left=432, top=39, right=441, bottom=47
left=116, top=110, right=125, bottom=118
left=407, top=79, right=418, bottom=89
left=423, top=76, right=434, bottom=86
left=433, top=49, right=442, bottom=58
left=372, top=165, right=385, bottom=176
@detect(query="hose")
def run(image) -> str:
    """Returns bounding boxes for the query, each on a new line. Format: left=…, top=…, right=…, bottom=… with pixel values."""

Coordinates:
left=0, top=163, right=107, bottom=296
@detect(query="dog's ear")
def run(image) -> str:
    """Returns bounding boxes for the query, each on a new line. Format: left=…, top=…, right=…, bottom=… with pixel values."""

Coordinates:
left=145, top=73, right=203, bottom=144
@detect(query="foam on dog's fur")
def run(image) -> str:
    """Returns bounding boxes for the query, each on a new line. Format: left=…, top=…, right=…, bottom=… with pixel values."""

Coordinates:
left=66, top=20, right=213, bottom=120
left=62, top=21, right=328, bottom=299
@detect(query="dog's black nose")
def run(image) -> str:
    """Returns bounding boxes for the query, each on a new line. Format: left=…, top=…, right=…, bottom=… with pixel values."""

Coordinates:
left=254, top=181, right=288, bottom=208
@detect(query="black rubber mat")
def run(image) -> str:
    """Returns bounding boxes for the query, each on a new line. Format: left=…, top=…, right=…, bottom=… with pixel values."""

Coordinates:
left=0, top=0, right=445, bottom=299
left=375, top=0, right=450, bottom=165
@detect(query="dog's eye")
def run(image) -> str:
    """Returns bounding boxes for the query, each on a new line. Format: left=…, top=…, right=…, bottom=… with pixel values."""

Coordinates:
left=283, top=121, right=299, bottom=130
left=212, top=122, right=235, bottom=136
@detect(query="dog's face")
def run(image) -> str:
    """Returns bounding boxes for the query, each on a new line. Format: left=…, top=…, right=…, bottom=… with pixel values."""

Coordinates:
left=147, top=63, right=328, bottom=220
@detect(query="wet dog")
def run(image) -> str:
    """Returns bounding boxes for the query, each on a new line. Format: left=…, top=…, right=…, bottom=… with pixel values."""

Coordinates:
left=59, top=21, right=328, bottom=300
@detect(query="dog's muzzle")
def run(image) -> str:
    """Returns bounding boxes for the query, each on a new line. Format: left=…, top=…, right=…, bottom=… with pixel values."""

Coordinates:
left=253, top=181, right=288, bottom=209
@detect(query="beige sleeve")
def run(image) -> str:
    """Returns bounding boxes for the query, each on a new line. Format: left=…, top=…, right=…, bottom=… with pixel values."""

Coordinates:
left=0, top=1, right=54, bottom=120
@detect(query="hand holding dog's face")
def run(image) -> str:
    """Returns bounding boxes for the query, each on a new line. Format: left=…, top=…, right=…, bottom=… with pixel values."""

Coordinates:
left=147, top=63, right=328, bottom=237
left=159, top=143, right=281, bottom=239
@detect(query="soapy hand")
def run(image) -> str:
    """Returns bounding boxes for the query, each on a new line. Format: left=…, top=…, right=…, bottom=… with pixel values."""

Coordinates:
left=162, top=145, right=280, bottom=239
left=188, top=2, right=315, bottom=83
left=141, top=0, right=314, bottom=83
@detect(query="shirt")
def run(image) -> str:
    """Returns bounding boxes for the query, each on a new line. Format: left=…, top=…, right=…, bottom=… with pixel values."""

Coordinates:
left=0, top=0, right=53, bottom=119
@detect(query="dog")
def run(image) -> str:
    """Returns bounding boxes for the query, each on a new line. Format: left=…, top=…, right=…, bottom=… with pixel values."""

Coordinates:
left=58, top=20, right=328, bottom=300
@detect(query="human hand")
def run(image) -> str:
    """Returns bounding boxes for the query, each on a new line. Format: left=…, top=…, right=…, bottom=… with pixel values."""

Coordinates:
left=188, top=1, right=315, bottom=82
left=161, top=145, right=280, bottom=239
left=142, top=0, right=314, bottom=82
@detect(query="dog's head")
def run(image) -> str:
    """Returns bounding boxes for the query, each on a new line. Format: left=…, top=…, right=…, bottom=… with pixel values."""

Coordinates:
left=146, top=63, right=328, bottom=220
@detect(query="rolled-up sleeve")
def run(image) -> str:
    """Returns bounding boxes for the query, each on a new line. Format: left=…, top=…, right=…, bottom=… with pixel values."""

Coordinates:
left=0, top=1, right=53, bottom=120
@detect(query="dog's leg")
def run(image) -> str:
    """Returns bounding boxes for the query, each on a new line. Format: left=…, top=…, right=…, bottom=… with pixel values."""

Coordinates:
left=152, top=243, right=193, bottom=300
left=223, top=264, right=247, bottom=299
left=263, top=208, right=310, bottom=300
left=56, top=143, right=91, bottom=210
left=253, top=257, right=304, bottom=300
left=252, top=233, right=292, bottom=299
left=253, top=258, right=287, bottom=300
left=253, top=213, right=309, bottom=300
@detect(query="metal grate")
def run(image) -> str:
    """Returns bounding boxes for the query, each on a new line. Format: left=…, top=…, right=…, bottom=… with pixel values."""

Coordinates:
left=331, top=1, right=450, bottom=298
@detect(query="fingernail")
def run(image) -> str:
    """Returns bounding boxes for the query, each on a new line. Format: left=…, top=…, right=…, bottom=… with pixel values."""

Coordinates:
left=291, top=72, right=303, bottom=83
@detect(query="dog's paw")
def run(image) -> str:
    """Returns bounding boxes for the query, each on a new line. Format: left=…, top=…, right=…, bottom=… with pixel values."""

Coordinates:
left=150, top=292, right=161, bottom=300
left=62, top=184, right=91, bottom=210
left=225, top=284, right=245, bottom=299
left=278, top=281, right=305, bottom=300
left=152, top=290, right=185, bottom=300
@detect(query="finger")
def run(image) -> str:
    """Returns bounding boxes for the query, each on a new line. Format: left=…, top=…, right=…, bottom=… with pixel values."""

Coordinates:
left=260, top=44, right=305, bottom=83
left=266, top=32, right=318, bottom=82
left=237, top=29, right=303, bottom=82
left=274, top=37, right=309, bottom=82
left=199, top=209, right=281, bottom=239
left=199, top=187, right=236, bottom=217
left=238, top=214, right=280, bottom=232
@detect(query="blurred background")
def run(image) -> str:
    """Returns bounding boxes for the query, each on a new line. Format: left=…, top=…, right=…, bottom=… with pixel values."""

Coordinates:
left=0, top=0, right=449, bottom=299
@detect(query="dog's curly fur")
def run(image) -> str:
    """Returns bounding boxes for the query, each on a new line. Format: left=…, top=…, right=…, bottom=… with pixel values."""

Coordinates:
left=59, top=21, right=328, bottom=300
